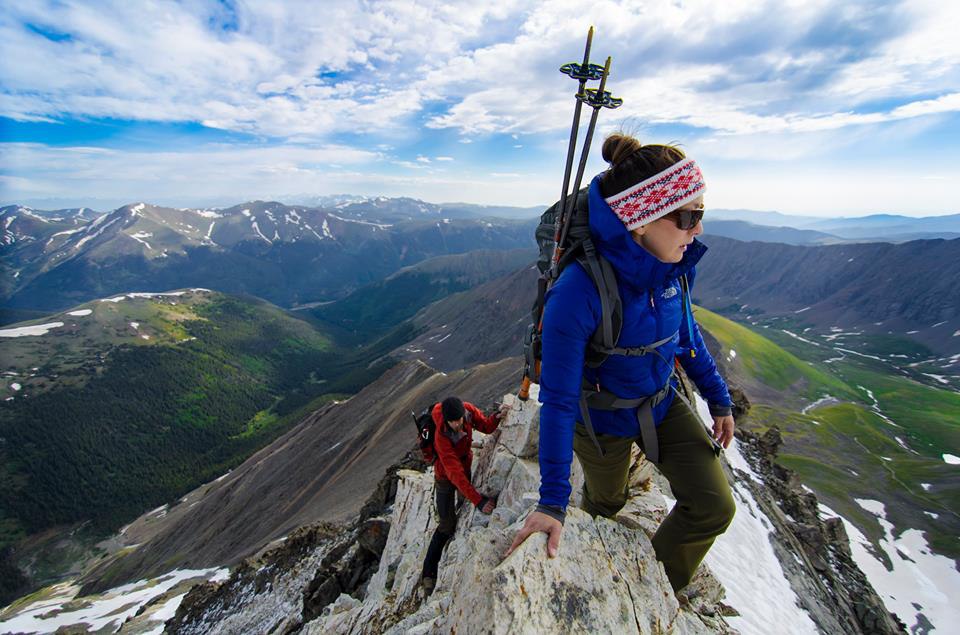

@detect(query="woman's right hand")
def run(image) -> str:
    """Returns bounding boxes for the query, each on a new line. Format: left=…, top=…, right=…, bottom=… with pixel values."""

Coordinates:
left=504, top=511, right=563, bottom=559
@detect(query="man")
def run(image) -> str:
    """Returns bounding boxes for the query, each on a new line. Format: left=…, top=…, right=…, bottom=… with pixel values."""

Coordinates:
left=421, top=396, right=508, bottom=593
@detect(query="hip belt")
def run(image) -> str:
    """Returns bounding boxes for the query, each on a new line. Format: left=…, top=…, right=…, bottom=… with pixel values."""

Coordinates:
left=578, top=379, right=673, bottom=464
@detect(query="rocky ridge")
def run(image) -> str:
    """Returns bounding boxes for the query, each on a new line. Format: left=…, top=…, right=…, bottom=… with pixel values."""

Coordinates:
left=158, top=379, right=903, bottom=635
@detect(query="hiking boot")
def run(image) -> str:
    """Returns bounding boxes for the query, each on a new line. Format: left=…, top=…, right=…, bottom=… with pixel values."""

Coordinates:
left=421, top=575, right=436, bottom=595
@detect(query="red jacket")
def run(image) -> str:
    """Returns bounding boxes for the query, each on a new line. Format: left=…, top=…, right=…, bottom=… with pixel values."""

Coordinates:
left=432, top=401, right=500, bottom=506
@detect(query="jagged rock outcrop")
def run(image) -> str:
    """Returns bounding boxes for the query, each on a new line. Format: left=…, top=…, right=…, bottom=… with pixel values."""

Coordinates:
left=166, top=383, right=902, bottom=635
left=168, top=391, right=733, bottom=634
left=300, top=391, right=732, bottom=634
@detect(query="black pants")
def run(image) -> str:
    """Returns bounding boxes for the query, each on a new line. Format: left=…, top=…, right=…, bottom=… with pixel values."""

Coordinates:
left=421, top=479, right=459, bottom=579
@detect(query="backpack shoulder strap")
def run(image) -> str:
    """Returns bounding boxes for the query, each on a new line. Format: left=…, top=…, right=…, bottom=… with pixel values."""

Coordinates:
left=575, top=243, right=623, bottom=367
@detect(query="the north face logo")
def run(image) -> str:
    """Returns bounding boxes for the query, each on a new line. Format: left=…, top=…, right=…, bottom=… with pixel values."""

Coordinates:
left=662, top=286, right=678, bottom=299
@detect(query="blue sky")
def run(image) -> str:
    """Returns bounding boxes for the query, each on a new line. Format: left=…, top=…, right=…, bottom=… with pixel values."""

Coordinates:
left=1, top=0, right=958, bottom=216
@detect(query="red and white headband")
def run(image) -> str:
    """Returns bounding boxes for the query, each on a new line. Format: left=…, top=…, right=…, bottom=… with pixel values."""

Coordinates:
left=604, top=158, right=706, bottom=231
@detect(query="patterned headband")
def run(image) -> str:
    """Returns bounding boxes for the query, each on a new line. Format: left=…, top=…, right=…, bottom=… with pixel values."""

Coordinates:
left=604, top=158, right=706, bottom=231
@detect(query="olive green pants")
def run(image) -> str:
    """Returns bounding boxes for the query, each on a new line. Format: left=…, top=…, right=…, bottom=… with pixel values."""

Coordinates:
left=573, top=394, right=736, bottom=591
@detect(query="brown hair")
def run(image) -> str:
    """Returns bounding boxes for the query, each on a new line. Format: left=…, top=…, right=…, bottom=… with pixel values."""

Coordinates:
left=599, top=134, right=686, bottom=198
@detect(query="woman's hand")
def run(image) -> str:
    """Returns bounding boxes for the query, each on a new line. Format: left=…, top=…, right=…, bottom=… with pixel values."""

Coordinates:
left=504, top=511, right=563, bottom=559
left=712, top=414, right=735, bottom=448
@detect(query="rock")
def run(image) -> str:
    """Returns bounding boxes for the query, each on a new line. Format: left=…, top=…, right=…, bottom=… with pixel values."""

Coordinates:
left=357, top=518, right=390, bottom=558
left=301, top=396, right=734, bottom=635
left=496, top=393, right=540, bottom=458
left=758, top=427, right=783, bottom=456
left=733, top=427, right=905, bottom=634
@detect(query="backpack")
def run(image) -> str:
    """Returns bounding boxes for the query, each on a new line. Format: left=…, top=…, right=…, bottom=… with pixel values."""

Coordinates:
left=525, top=187, right=625, bottom=381
left=412, top=403, right=439, bottom=464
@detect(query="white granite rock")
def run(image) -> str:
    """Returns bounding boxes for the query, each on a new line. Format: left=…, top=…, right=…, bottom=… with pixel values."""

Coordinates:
left=304, top=395, right=733, bottom=635
left=496, top=393, right=540, bottom=458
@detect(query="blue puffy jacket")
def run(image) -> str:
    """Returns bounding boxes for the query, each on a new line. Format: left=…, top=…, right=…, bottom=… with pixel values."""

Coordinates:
left=538, top=175, right=732, bottom=509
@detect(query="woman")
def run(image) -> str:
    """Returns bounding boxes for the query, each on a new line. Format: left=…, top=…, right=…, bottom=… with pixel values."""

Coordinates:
left=506, top=134, right=736, bottom=593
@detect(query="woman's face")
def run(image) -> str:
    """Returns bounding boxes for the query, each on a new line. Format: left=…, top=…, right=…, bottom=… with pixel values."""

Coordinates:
left=630, top=196, right=704, bottom=263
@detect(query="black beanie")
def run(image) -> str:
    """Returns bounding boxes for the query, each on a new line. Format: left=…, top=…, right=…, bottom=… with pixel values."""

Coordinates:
left=441, top=396, right=465, bottom=422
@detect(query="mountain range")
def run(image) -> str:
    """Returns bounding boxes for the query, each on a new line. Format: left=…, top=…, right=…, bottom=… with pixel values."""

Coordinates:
left=1, top=194, right=958, bottom=632
left=0, top=202, right=535, bottom=314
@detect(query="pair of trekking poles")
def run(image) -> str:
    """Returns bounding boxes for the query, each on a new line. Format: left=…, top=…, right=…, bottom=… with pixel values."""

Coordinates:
left=519, top=27, right=623, bottom=401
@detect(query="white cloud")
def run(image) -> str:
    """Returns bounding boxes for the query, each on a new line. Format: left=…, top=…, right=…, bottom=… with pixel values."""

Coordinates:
left=1, top=1, right=958, bottom=214
left=1, top=142, right=381, bottom=202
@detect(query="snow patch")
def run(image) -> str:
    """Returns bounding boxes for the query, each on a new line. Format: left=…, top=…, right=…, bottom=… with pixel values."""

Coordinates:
left=75, top=214, right=121, bottom=250
left=0, top=322, right=65, bottom=337
left=195, top=209, right=222, bottom=218
left=794, top=307, right=811, bottom=313
left=67, top=309, right=92, bottom=316
left=0, top=568, right=228, bottom=634
left=943, top=454, right=960, bottom=465
left=251, top=220, right=272, bottom=243
left=10, top=383, right=21, bottom=391
left=832, top=500, right=959, bottom=632
left=130, top=322, right=139, bottom=330
left=781, top=329, right=822, bottom=347
left=326, top=212, right=391, bottom=229
left=129, top=231, right=153, bottom=250
left=922, top=373, right=951, bottom=385
left=695, top=393, right=818, bottom=634
left=127, top=291, right=186, bottom=298
left=801, top=395, right=836, bottom=414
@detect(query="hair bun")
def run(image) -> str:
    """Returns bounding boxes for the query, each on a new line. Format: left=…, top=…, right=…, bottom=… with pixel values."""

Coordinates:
left=602, top=133, right=642, bottom=166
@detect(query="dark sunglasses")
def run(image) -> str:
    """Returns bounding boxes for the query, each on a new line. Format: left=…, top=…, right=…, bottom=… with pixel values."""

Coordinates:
left=667, top=206, right=705, bottom=230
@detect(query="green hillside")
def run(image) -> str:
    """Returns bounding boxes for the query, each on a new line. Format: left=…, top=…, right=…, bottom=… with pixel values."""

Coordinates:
left=695, top=308, right=860, bottom=401
left=309, top=248, right=534, bottom=343
left=0, top=291, right=342, bottom=554
left=695, top=307, right=960, bottom=561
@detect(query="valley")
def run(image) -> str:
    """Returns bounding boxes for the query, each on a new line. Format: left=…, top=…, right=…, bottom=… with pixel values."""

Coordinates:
left=1, top=198, right=957, bottom=632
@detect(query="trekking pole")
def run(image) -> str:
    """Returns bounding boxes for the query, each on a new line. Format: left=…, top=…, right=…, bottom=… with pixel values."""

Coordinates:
left=519, top=40, right=622, bottom=403
left=554, top=28, right=605, bottom=266
left=519, top=30, right=603, bottom=403
left=556, top=55, right=622, bottom=251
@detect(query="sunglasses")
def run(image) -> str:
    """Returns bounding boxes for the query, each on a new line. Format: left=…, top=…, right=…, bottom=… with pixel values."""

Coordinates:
left=666, top=206, right=705, bottom=230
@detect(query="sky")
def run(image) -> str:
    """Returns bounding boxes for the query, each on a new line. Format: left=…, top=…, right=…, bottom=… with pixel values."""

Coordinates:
left=1, top=0, right=959, bottom=217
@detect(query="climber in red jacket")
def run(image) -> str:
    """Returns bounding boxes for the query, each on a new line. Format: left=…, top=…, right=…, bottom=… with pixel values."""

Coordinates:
left=421, top=396, right=508, bottom=593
